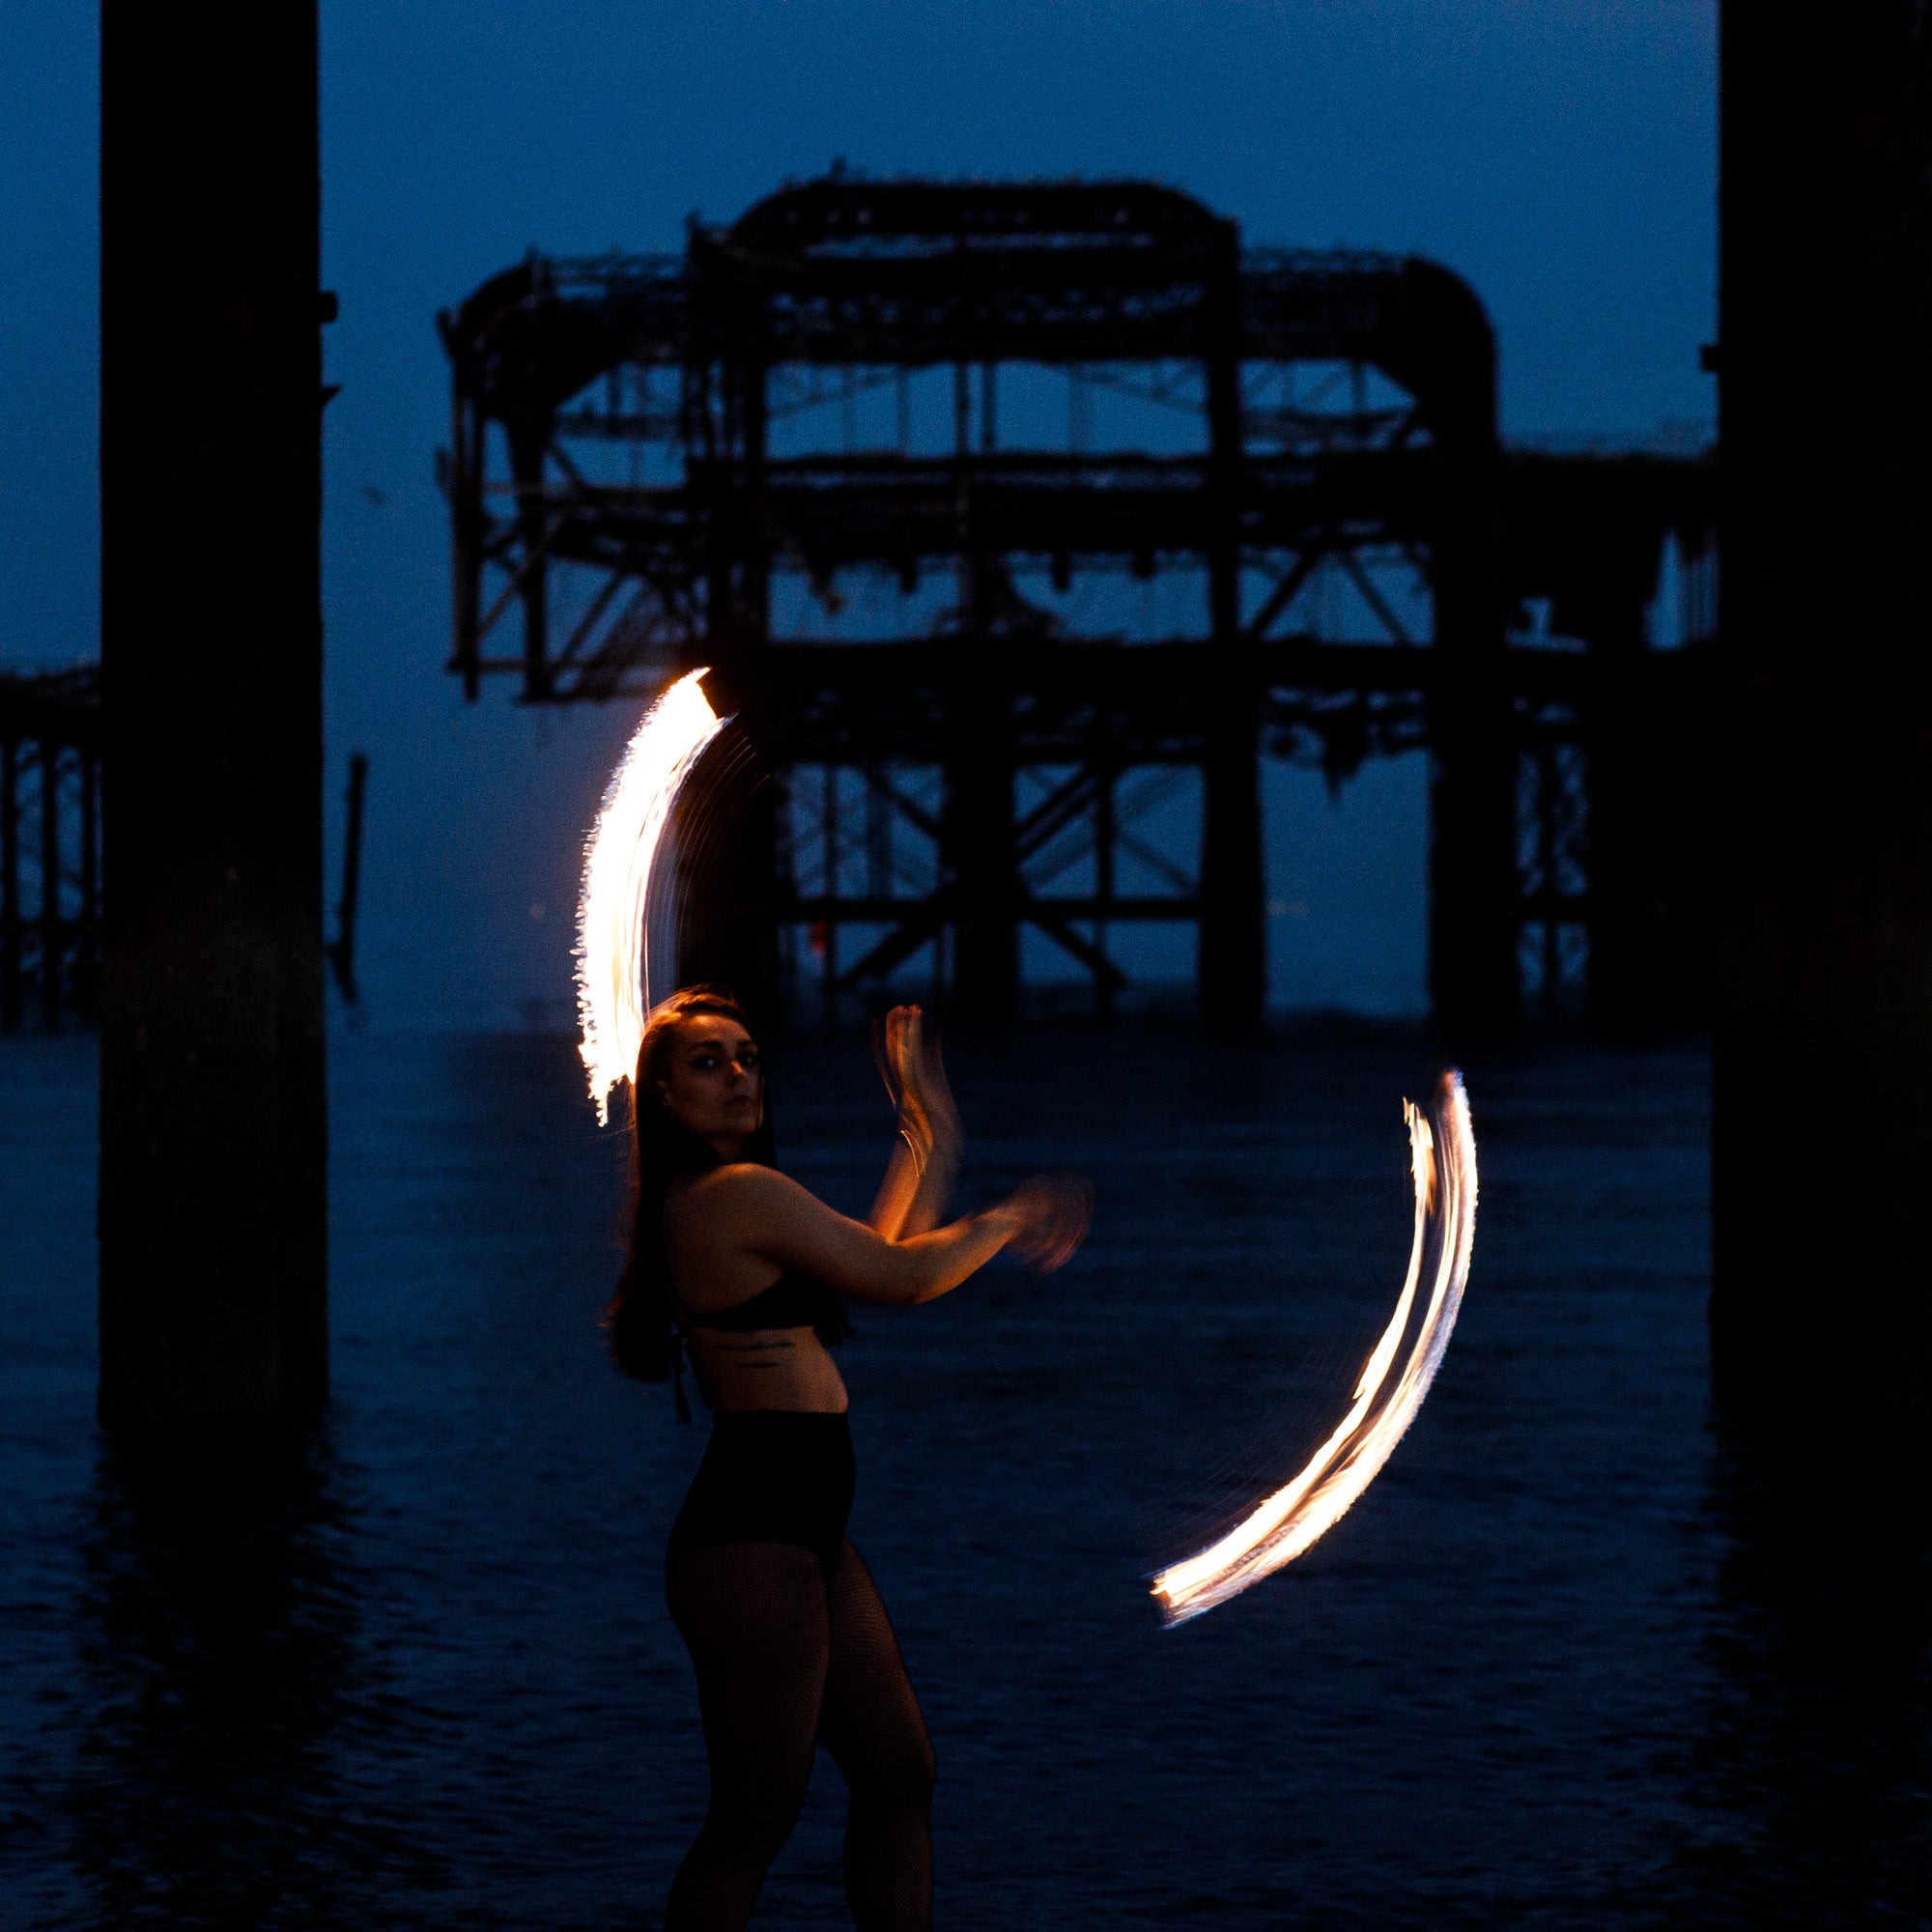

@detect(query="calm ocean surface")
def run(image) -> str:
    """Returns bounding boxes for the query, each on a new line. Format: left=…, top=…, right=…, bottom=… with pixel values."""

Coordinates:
left=2, top=1026, right=1927, bottom=1929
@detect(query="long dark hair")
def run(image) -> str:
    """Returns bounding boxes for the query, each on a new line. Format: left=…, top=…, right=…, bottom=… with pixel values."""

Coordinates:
left=605, top=985, right=776, bottom=1382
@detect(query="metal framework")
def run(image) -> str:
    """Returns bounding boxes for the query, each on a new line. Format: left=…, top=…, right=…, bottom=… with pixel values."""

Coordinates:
left=0, top=666, right=101, bottom=1031
left=440, top=175, right=1715, bottom=1029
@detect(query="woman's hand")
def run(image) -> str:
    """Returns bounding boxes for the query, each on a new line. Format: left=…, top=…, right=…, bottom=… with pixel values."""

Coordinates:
left=995, top=1175, right=1094, bottom=1274
left=877, top=1005, right=961, bottom=1175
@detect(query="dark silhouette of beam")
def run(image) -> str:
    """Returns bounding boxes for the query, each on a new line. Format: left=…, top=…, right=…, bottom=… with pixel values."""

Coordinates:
left=440, top=179, right=1713, bottom=1032
left=99, top=5, right=327, bottom=1430
left=327, top=752, right=368, bottom=1004
left=1713, top=2, right=1932, bottom=1431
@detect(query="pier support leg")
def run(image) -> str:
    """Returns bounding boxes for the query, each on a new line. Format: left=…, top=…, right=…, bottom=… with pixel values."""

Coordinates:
left=1579, top=582, right=1663, bottom=1034
left=510, top=427, right=552, bottom=703
left=946, top=673, right=1017, bottom=1028
left=76, top=748, right=98, bottom=1021
left=40, top=742, right=60, bottom=1027
left=99, top=3, right=327, bottom=1430
left=1199, top=697, right=1264, bottom=1027
left=1429, top=526, right=1518, bottom=1040
left=1197, top=240, right=1265, bottom=1030
left=677, top=357, right=780, bottom=1024
left=1714, top=1, right=1932, bottom=1431
left=1, top=739, right=17, bottom=1032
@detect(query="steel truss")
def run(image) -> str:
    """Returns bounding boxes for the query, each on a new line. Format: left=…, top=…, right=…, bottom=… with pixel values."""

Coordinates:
left=441, top=176, right=1715, bottom=1029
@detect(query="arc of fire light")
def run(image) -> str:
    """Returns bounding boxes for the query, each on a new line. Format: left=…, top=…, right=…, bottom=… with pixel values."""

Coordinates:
left=576, top=669, right=726, bottom=1126
left=1151, top=1069, right=1477, bottom=1626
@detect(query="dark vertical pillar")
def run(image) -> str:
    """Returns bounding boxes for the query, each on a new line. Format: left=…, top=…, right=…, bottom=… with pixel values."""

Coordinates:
left=734, top=356, right=781, bottom=1020
left=448, top=375, right=484, bottom=701
left=1572, top=544, right=1668, bottom=1032
left=947, top=361, right=1017, bottom=1028
left=1094, top=733, right=1117, bottom=1024
left=1429, top=577, right=1515, bottom=1037
left=1420, top=270, right=1514, bottom=1039
left=819, top=763, right=838, bottom=1027
left=328, top=751, right=367, bottom=1002
left=1649, top=641, right=1719, bottom=1029
left=682, top=346, right=780, bottom=1021
left=1713, top=4, right=1932, bottom=1430
left=1, top=738, right=17, bottom=1031
left=75, top=747, right=99, bottom=1021
left=864, top=761, right=891, bottom=900
left=1198, top=224, right=1265, bottom=1028
left=99, top=4, right=327, bottom=1429
left=509, top=424, right=551, bottom=703
left=40, top=742, right=61, bottom=1026
left=945, top=666, right=1018, bottom=1028
left=1523, top=744, right=1562, bottom=1013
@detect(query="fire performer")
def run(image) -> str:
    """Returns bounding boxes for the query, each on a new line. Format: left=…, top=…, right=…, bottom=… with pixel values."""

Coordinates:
left=607, top=986, right=1089, bottom=1931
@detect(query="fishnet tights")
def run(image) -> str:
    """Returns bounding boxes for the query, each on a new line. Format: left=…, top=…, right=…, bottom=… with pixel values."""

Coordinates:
left=665, top=1540, right=935, bottom=1931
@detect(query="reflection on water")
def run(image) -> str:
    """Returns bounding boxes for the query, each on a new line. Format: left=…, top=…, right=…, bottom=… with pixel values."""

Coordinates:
left=1679, top=1430, right=1932, bottom=1927
left=67, top=1433, right=442, bottom=1931
left=0, top=1027, right=1927, bottom=1928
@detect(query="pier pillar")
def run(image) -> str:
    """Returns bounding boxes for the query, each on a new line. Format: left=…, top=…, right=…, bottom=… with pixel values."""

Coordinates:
left=76, top=747, right=99, bottom=1021
left=40, top=743, right=61, bottom=1026
left=1566, top=545, right=1669, bottom=1034
left=511, top=427, right=553, bottom=704
left=1417, top=268, right=1513, bottom=1042
left=1, top=739, right=17, bottom=1030
left=946, top=363, right=1019, bottom=1030
left=680, top=355, right=781, bottom=1024
left=1198, top=229, right=1266, bottom=1029
left=946, top=666, right=1018, bottom=1028
left=1428, top=518, right=1517, bottom=1039
left=99, top=4, right=328, bottom=1429
left=1713, top=1, right=1932, bottom=1428
left=1199, top=697, right=1264, bottom=1026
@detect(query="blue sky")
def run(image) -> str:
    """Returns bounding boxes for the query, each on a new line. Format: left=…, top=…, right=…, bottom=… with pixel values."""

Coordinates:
left=0, top=0, right=1715, bottom=1026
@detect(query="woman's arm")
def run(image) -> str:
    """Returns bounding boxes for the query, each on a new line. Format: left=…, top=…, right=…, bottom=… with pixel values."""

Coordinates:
left=867, top=1134, right=929, bottom=1245
left=869, top=1006, right=962, bottom=1241
left=691, top=1164, right=1087, bottom=1308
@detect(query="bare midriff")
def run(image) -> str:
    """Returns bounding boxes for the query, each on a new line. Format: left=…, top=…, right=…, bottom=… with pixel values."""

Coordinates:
left=686, top=1326, right=850, bottom=1414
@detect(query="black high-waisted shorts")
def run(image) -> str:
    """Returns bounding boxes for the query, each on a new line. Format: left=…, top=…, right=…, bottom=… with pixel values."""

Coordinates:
left=666, top=1411, right=856, bottom=1571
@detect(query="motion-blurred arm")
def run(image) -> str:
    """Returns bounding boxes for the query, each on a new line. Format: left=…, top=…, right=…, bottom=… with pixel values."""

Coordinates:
left=869, top=1006, right=961, bottom=1241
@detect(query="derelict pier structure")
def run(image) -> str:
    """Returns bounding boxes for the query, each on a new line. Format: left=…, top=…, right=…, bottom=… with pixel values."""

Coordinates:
left=0, top=667, right=101, bottom=1033
left=441, top=177, right=1713, bottom=1032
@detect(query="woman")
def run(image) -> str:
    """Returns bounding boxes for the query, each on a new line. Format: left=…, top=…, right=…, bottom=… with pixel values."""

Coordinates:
left=608, top=985, right=1089, bottom=1932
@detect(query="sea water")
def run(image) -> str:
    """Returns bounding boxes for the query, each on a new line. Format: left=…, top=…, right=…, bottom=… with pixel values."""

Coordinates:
left=1, top=1026, right=1925, bottom=1929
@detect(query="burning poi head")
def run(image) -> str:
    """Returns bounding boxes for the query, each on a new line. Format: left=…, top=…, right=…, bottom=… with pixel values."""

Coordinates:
left=575, top=669, right=728, bottom=1126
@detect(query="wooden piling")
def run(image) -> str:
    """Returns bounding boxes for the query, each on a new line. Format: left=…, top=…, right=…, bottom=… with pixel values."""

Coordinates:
left=1713, top=2, right=1932, bottom=1429
left=98, top=4, right=327, bottom=1430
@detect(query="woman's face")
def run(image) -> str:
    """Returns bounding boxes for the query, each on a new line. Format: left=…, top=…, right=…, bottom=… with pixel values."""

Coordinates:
left=655, top=1014, right=763, bottom=1156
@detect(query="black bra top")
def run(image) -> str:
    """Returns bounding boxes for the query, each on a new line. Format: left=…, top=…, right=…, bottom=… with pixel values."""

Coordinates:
left=682, top=1268, right=853, bottom=1349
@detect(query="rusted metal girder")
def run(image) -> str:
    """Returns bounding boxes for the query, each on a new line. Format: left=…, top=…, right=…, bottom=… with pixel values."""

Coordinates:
left=440, top=176, right=1713, bottom=1034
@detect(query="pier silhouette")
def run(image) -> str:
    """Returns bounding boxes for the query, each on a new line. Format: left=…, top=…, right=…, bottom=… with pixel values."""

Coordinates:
left=440, top=178, right=1714, bottom=1036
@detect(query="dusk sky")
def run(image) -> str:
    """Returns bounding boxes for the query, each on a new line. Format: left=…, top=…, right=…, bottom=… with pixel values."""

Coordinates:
left=0, top=1, right=1716, bottom=1026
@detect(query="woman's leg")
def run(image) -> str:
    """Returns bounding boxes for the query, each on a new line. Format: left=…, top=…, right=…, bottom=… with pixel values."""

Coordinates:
left=665, top=1541, right=830, bottom=1932
left=816, top=1542, right=937, bottom=1932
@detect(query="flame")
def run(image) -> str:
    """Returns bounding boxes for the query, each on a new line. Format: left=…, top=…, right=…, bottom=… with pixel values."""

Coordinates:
left=1151, top=1069, right=1477, bottom=1626
left=575, top=669, right=726, bottom=1125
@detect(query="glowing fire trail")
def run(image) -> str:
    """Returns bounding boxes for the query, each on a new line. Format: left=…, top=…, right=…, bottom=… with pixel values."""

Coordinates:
left=576, top=669, right=726, bottom=1125
left=1151, top=1070, right=1477, bottom=1626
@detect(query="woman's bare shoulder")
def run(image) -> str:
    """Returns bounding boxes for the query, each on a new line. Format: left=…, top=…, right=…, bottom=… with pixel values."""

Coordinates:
left=677, top=1161, right=800, bottom=1196
left=669, top=1163, right=813, bottom=1216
